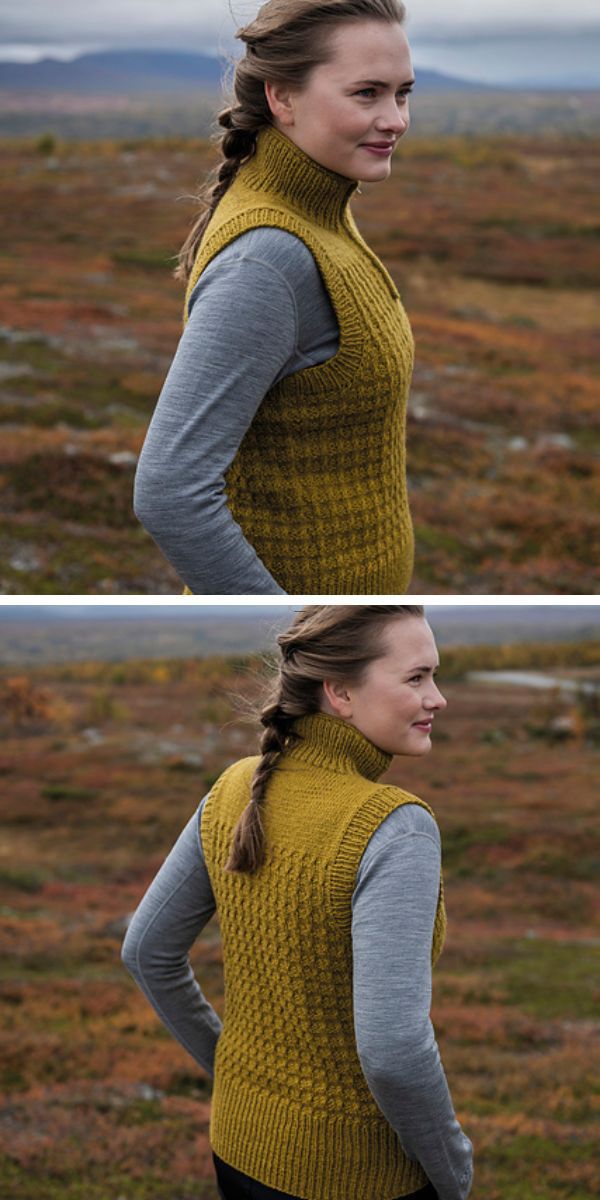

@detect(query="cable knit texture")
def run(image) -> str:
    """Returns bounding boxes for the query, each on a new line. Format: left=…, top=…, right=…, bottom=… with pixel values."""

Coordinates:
left=200, top=712, right=447, bottom=1199
left=182, top=123, right=416, bottom=594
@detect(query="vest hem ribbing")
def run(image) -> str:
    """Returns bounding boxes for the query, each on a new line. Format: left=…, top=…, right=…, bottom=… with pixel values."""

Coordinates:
left=210, top=1073, right=430, bottom=1200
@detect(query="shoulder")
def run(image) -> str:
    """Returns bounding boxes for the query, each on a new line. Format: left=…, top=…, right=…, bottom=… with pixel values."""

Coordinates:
left=361, top=791, right=441, bottom=867
left=202, top=226, right=320, bottom=287
left=187, top=226, right=318, bottom=321
left=352, top=795, right=442, bottom=914
left=382, top=794, right=440, bottom=841
left=208, top=755, right=260, bottom=796
left=336, top=784, right=440, bottom=874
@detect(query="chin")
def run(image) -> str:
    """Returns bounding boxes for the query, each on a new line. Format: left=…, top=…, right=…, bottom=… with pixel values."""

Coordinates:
left=360, top=157, right=389, bottom=172
left=406, top=737, right=433, bottom=757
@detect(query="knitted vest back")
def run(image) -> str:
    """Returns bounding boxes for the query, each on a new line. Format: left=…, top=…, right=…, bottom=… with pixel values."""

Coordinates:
left=183, top=124, right=415, bottom=594
left=200, top=712, right=447, bottom=1200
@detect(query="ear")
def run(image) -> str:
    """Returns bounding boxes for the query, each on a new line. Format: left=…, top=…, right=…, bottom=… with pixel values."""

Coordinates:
left=264, top=79, right=296, bottom=126
left=322, top=677, right=353, bottom=719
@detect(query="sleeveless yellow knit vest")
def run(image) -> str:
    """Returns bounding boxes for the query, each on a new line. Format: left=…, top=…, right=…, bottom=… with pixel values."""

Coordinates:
left=181, top=123, right=415, bottom=595
left=200, top=712, right=447, bottom=1199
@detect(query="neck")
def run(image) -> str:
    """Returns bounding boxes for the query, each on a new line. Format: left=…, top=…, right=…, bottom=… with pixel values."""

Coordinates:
left=241, top=123, right=360, bottom=228
left=288, top=711, right=392, bottom=782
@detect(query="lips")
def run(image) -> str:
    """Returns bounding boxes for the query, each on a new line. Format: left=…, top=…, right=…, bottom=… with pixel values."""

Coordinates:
left=362, top=142, right=394, bottom=149
left=413, top=719, right=433, bottom=729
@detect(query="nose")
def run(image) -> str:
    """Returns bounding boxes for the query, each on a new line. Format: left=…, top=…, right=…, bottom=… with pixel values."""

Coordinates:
left=424, top=681, right=447, bottom=711
left=376, top=96, right=410, bottom=137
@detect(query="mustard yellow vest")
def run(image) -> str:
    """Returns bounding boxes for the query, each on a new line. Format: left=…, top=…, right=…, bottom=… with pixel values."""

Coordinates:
left=182, top=123, right=415, bottom=595
left=200, top=712, right=447, bottom=1199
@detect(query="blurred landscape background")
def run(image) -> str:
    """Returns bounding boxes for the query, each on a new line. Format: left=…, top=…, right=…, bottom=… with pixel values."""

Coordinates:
left=1, top=48, right=599, bottom=141
left=0, top=602, right=598, bottom=1198
left=0, top=0, right=599, bottom=593
left=0, top=602, right=599, bottom=664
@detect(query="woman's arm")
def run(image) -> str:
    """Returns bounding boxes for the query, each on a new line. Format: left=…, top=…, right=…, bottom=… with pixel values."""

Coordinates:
left=133, top=249, right=303, bottom=594
left=121, top=797, right=222, bottom=1077
left=352, top=804, right=474, bottom=1200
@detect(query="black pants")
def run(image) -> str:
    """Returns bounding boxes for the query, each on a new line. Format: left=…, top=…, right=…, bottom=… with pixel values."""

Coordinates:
left=212, top=1152, right=438, bottom=1200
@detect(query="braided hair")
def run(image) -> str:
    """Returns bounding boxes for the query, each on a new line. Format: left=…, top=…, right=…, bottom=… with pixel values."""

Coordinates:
left=174, top=0, right=407, bottom=284
left=225, top=603, right=423, bottom=874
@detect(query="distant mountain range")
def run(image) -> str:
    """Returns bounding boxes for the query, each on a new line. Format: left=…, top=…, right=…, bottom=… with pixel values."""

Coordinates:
left=0, top=50, right=225, bottom=94
left=0, top=48, right=494, bottom=95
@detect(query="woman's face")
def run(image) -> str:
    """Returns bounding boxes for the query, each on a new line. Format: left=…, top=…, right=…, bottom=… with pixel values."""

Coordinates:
left=321, top=617, right=447, bottom=757
left=265, top=19, right=413, bottom=183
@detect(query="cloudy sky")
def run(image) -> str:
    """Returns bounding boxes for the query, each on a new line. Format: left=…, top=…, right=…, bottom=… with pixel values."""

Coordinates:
left=1, top=0, right=598, bottom=85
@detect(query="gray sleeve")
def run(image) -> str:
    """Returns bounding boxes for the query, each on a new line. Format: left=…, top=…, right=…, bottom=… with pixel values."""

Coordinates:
left=132, top=252, right=300, bottom=594
left=121, top=795, right=222, bottom=1077
left=352, top=804, right=474, bottom=1200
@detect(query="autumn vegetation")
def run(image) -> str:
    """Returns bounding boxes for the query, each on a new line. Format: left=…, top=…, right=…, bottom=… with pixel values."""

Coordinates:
left=0, top=648, right=598, bottom=1198
left=0, top=131, right=598, bottom=592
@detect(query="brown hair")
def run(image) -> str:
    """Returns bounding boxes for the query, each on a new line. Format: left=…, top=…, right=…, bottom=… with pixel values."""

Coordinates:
left=173, top=0, right=407, bottom=284
left=225, top=604, right=424, bottom=874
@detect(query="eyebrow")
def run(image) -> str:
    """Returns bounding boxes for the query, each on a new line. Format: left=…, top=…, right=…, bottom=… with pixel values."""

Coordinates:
left=407, top=663, right=439, bottom=673
left=350, top=78, right=415, bottom=88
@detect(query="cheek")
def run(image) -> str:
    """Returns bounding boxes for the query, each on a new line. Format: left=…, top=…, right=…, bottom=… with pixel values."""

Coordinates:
left=395, top=689, right=421, bottom=723
left=379, top=687, right=416, bottom=726
left=326, top=99, right=362, bottom=133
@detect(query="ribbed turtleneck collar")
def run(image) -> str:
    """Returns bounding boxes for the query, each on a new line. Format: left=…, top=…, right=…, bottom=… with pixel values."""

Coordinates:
left=240, top=123, right=359, bottom=228
left=287, top=712, right=392, bottom=782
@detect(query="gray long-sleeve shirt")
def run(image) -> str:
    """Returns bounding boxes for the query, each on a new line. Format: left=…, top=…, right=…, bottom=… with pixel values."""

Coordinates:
left=121, top=794, right=473, bottom=1200
left=133, top=227, right=340, bottom=594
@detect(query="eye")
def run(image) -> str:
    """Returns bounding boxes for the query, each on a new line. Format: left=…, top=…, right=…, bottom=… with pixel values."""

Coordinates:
left=354, top=87, right=413, bottom=100
left=408, top=673, right=423, bottom=683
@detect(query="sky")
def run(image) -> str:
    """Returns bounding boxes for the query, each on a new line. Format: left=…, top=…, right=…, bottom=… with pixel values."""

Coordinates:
left=0, top=0, right=598, bottom=85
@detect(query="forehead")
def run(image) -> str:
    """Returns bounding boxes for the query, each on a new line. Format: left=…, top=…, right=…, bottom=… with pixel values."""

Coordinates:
left=324, top=19, right=411, bottom=76
left=377, top=617, right=438, bottom=665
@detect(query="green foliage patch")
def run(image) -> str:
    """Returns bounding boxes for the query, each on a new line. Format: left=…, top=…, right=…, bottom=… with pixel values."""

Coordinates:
left=0, top=1158, right=218, bottom=1200
left=501, top=938, right=600, bottom=1020
left=41, top=783, right=99, bottom=802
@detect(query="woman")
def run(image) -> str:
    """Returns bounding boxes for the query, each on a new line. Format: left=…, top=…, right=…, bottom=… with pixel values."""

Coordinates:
left=121, top=605, right=474, bottom=1200
left=133, top=1, right=418, bottom=594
